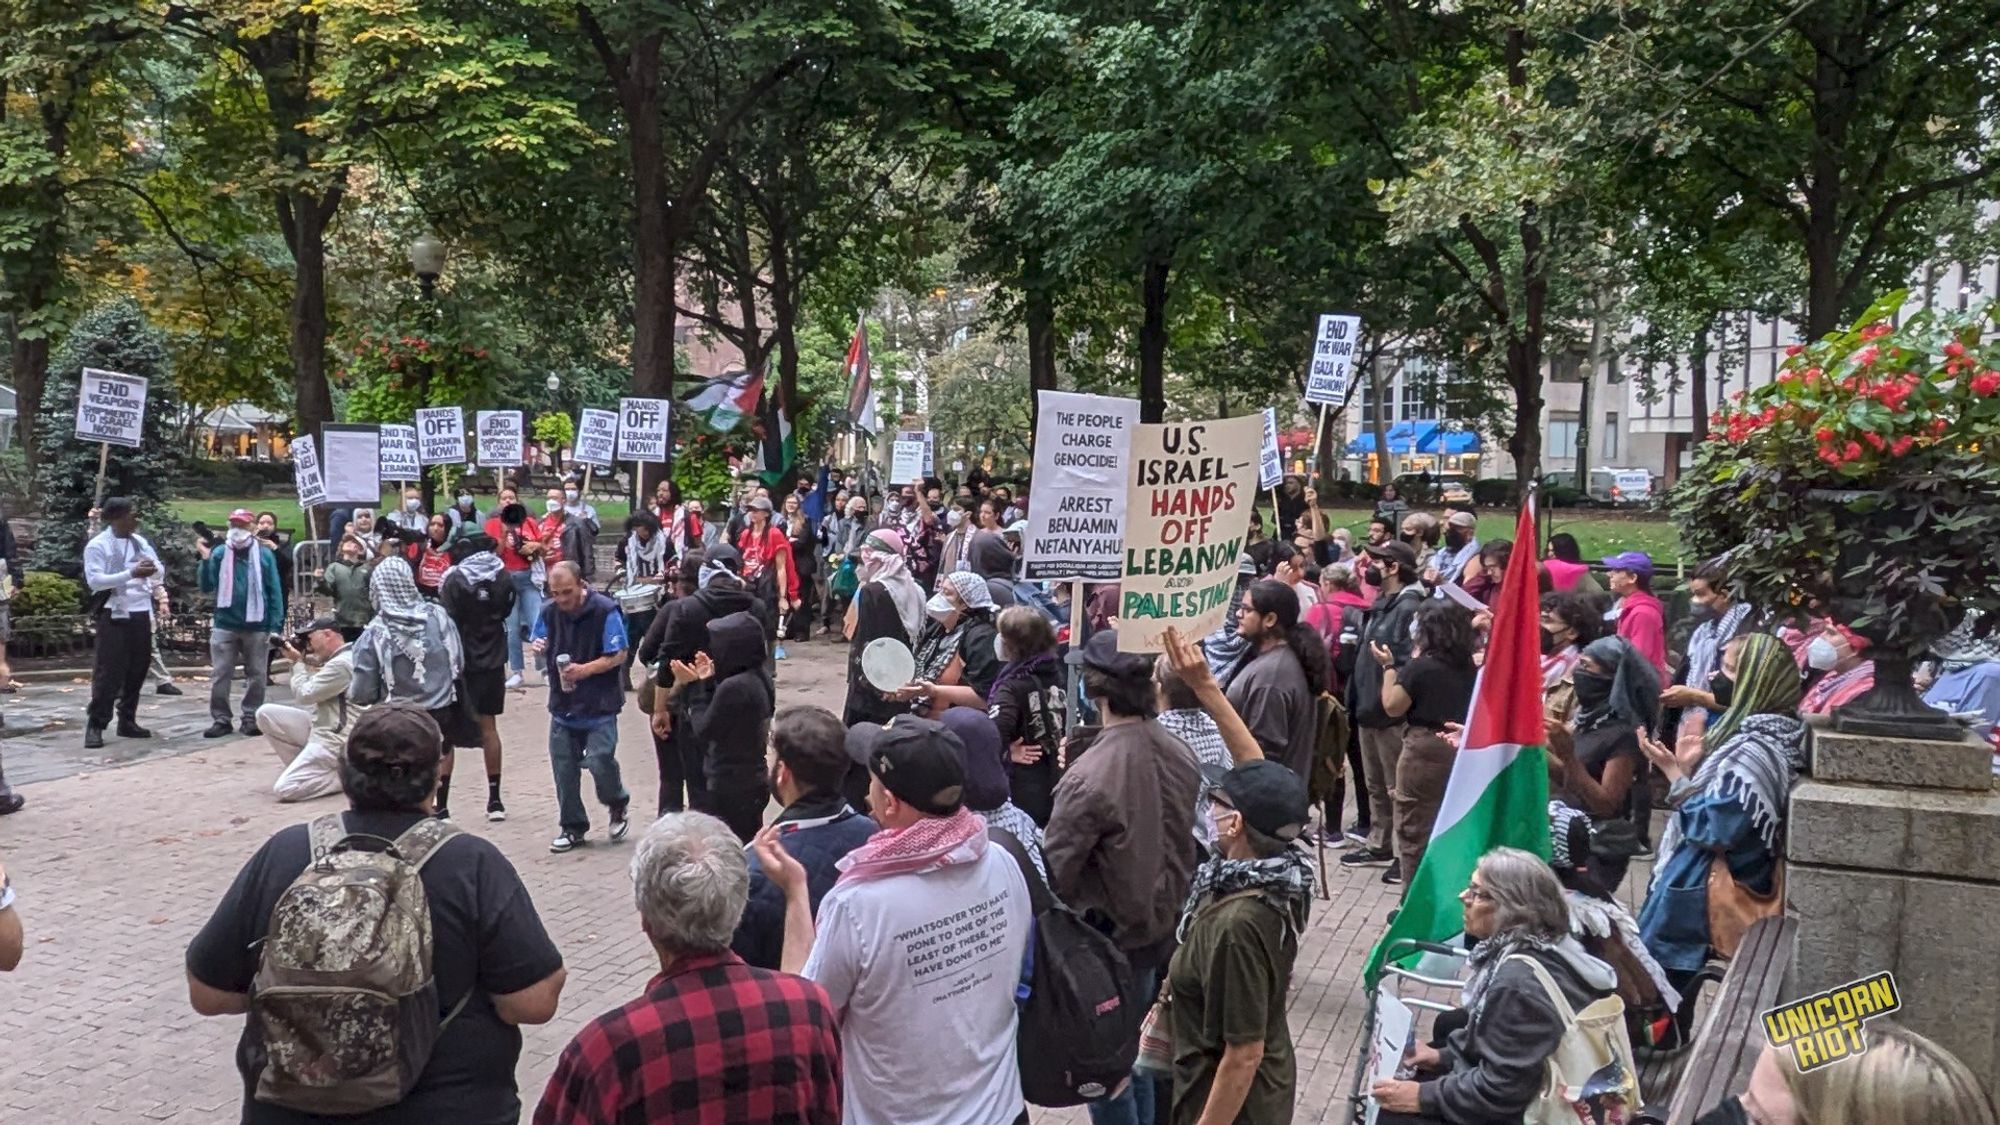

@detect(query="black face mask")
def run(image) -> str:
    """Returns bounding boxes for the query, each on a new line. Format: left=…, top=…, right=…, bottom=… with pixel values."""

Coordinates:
left=1444, top=529, right=1468, bottom=550
left=1709, top=671, right=1735, bottom=710
left=1688, top=602, right=1717, bottom=625
left=1572, top=668, right=1613, bottom=709
left=1691, top=1097, right=1748, bottom=1125
left=1540, top=627, right=1560, bottom=656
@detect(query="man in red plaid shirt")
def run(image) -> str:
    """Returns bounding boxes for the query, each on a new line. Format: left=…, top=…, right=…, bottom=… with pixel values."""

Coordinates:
left=534, top=813, right=842, bottom=1124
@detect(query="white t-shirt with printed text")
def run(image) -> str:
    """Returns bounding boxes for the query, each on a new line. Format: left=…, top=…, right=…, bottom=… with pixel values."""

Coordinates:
left=803, top=845, right=1033, bottom=1125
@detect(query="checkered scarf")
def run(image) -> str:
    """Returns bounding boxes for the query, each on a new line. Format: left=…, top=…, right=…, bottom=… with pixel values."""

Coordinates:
left=1176, top=847, right=1314, bottom=943
left=836, top=806, right=989, bottom=885
left=367, top=557, right=462, bottom=685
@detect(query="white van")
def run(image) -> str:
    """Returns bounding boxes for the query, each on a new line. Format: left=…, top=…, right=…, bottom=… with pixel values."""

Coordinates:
left=1587, top=467, right=1655, bottom=507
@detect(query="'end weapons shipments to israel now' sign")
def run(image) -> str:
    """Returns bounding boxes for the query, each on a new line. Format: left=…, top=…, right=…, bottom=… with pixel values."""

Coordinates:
left=1117, top=412, right=1262, bottom=653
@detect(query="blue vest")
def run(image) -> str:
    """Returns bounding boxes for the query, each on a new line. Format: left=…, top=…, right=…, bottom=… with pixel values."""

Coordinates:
left=544, top=590, right=623, bottom=720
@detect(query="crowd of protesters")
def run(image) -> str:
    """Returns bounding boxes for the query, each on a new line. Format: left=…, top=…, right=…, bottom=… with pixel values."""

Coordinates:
left=9, top=462, right=1990, bottom=1125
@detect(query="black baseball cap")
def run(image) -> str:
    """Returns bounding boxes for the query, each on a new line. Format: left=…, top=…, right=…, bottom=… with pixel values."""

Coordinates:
left=1204, top=760, right=1310, bottom=843
left=846, top=716, right=966, bottom=815
left=1080, top=628, right=1153, bottom=679
left=1365, top=540, right=1418, bottom=570
left=292, top=614, right=343, bottom=645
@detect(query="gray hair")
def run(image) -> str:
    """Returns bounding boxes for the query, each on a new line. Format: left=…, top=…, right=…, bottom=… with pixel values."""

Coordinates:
left=1476, top=847, right=1569, bottom=942
left=1322, top=562, right=1359, bottom=592
left=630, top=813, right=750, bottom=955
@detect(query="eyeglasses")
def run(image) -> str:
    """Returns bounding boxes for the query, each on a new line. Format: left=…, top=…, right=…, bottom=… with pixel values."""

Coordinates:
left=1459, top=884, right=1493, bottom=904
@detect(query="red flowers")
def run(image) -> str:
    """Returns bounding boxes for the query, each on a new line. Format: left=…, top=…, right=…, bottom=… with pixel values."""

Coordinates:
left=1973, top=371, right=2000, bottom=397
left=1861, top=322, right=1893, bottom=340
left=1891, top=436, right=1914, bottom=456
left=1854, top=346, right=1880, bottom=367
left=1815, top=427, right=1835, bottom=443
left=1945, top=341, right=1967, bottom=359
left=1786, top=344, right=1806, bottom=357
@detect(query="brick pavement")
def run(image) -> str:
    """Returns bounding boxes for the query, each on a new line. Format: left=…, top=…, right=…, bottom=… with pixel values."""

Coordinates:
left=0, top=636, right=1399, bottom=1124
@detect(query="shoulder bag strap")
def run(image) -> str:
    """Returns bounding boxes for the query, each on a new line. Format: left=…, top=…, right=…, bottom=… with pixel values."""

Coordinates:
left=306, top=813, right=347, bottom=866
left=390, top=816, right=464, bottom=873
left=988, top=827, right=1053, bottom=916
left=1505, top=953, right=1578, bottom=1025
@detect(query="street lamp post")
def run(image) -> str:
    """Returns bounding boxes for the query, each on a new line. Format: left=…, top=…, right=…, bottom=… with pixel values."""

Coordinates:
left=408, top=233, right=447, bottom=512
left=545, top=372, right=561, bottom=472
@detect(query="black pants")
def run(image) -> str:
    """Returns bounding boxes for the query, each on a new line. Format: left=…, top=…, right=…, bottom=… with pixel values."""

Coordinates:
left=1323, top=723, right=1372, bottom=836
left=88, top=611, right=152, bottom=728
left=654, top=724, right=701, bottom=816
left=710, top=782, right=769, bottom=843
left=624, top=610, right=656, bottom=688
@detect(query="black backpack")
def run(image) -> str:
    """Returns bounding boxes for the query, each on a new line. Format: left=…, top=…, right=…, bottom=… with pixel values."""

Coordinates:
left=989, top=828, right=1145, bottom=1107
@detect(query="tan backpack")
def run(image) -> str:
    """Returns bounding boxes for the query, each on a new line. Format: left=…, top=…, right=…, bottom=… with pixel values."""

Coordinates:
left=1510, top=954, right=1642, bottom=1125
left=247, top=814, right=464, bottom=1114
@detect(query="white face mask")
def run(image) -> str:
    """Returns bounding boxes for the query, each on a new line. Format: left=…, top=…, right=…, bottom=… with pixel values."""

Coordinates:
left=404, top=498, right=421, bottom=511
left=994, top=634, right=1010, bottom=662
left=564, top=489, right=578, bottom=502
left=545, top=499, right=562, bottom=514
left=456, top=494, right=473, bottom=508
left=1806, top=636, right=1841, bottom=672
left=226, top=527, right=253, bottom=548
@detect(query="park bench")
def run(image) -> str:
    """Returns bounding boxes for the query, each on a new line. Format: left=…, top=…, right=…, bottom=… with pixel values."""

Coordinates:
left=1635, top=915, right=1797, bottom=1125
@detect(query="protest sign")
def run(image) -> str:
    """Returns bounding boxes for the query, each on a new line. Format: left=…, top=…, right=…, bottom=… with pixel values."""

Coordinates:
left=1117, top=413, right=1262, bottom=652
left=415, top=407, right=466, bottom=465
left=75, top=368, right=149, bottom=448
left=889, top=434, right=928, bottom=485
left=320, top=424, right=383, bottom=505
left=574, top=408, right=619, bottom=468
left=475, top=410, right=524, bottom=467
left=896, top=429, right=936, bottom=476
left=617, top=397, right=670, bottom=463
left=1303, top=314, right=1363, bottom=406
left=1259, top=407, right=1283, bottom=490
left=292, top=435, right=326, bottom=508
left=378, top=423, right=420, bottom=481
left=1023, top=391, right=1137, bottom=582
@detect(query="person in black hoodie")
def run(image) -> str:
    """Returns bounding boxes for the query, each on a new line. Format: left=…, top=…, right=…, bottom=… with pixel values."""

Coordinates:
left=731, top=705, right=878, bottom=968
left=1370, top=846, right=1619, bottom=1124
left=439, top=534, right=518, bottom=821
left=639, top=546, right=770, bottom=815
left=663, top=610, right=775, bottom=842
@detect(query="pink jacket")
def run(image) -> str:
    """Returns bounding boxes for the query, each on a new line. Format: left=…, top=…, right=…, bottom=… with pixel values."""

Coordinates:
left=1616, top=589, right=1669, bottom=677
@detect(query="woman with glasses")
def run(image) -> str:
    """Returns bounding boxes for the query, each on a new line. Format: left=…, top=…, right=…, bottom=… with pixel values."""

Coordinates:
left=1369, top=847, right=1620, bottom=1124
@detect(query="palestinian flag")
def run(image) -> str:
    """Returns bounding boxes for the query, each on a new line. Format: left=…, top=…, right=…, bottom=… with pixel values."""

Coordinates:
left=844, top=318, right=877, bottom=435
left=754, top=378, right=796, bottom=485
left=1363, top=493, right=1551, bottom=986
left=682, top=368, right=764, bottom=433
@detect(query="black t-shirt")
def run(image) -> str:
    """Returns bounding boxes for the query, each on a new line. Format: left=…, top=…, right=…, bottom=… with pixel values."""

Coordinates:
left=1398, top=654, right=1476, bottom=730
left=185, top=810, right=564, bottom=1125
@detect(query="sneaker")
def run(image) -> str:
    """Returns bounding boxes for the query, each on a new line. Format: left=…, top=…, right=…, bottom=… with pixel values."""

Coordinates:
left=608, top=802, right=631, bottom=842
left=505, top=673, right=524, bottom=689
left=239, top=718, right=261, bottom=737
left=1343, top=829, right=1372, bottom=847
left=1381, top=866, right=1404, bottom=886
left=486, top=798, right=507, bottom=822
left=1339, top=846, right=1394, bottom=868
left=116, top=722, right=153, bottom=739
left=155, top=681, right=184, bottom=696
left=550, top=831, right=586, bottom=853
left=202, top=720, right=234, bottom=739
left=774, top=644, right=788, bottom=661
left=0, top=794, right=22, bottom=815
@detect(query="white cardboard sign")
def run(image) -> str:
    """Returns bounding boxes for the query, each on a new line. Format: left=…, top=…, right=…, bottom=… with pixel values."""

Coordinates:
left=292, top=435, right=326, bottom=509
left=889, top=435, right=928, bottom=485
left=617, top=397, right=670, bottom=463
left=574, top=408, right=619, bottom=468
left=1304, top=314, right=1363, bottom=406
left=1259, top=407, right=1283, bottom=490
left=378, top=423, right=421, bottom=481
left=1023, top=391, right=1137, bottom=583
left=416, top=407, right=466, bottom=465
left=320, top=424, right=383, bottom=506
left=475, top=410, right=524, bottom=468
left=75, top=368, right=150, bottom=448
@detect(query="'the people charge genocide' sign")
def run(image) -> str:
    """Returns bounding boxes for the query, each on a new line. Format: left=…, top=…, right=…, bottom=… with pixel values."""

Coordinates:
left=1023, top=391, right=1137, bottom=582
left=416, top=407, right=466, bottom=465
left=75, top=368, right=150, bottom=448
left=1117, top=412, right=1262, bottom=653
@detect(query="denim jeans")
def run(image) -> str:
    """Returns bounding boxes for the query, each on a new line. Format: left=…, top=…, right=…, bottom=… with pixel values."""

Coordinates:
left=1088, top=966, right=1160, bottom=1125
left=548, top=718, right=628, bottom=835
left=506, top=569, right=542, bottom=674
left=209, top=626, right=271, bottom=724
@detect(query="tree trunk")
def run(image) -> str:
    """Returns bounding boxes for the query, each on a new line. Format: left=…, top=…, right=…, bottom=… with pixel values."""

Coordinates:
left=1024, top=274, right=1056, bottom=453
left=625, top=34, right=674, bottom=504
left=1137, top=255, right=1170, bottom=423
left=1368, top=358, right=1394, bottom=485
left=1802, top=36, right=1847, bottom=340
left=8, top=324, right=48, bottom=484
left=1689, top=317, right=1713, bottom=450
left=281, top=189, right=338, bottom=445
left=1508, top=200, right=1546, bottom=501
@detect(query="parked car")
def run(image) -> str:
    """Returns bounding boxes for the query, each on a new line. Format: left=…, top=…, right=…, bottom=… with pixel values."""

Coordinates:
left=1587, top=467, right=1656, bottom=507
left=1392, top=472, right=1475, bottom=507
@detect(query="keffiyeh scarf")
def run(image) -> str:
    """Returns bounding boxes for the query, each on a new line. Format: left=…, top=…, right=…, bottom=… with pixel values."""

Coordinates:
left=449, top=550, right=505, bottom=587
left=216, top=530, right=267, bottom=625
left=837, top=806, right=989, bottom=885
left=1176, top=847, right=1315, bottom=943
left=1654, top=711, right=1804, bottom=884
left=367, top=557, right=462, bottom=686
left=984, top=802, right=1047, bottom=882
left=624, top=530, right=667, bottom=580
left=1683, top=602, right=1753, bottom=701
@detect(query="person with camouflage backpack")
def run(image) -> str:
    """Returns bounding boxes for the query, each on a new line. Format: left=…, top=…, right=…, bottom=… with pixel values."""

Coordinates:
left=186, top=705, right=568, bottom=1124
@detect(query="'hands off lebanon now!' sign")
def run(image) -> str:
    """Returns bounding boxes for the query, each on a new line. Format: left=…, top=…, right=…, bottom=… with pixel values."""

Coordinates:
left=1117, top=413, right=1262, bottom=653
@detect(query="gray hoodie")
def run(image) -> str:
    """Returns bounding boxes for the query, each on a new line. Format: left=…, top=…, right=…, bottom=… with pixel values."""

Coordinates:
left=1419, top=938, right=1618, bottom=1123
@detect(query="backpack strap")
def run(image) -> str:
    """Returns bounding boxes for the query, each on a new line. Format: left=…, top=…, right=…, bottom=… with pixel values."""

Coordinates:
left=390, top=816, right=464, bottom=873
left=307, top=813, right=348, bottom=866
left=988, top=827, right=1054, bottom=917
